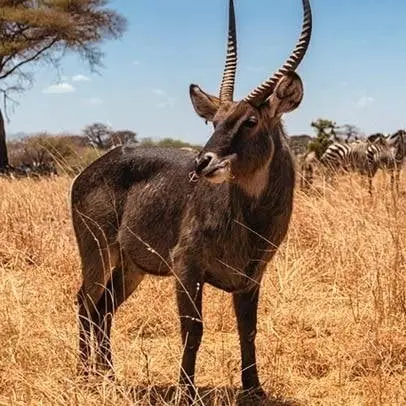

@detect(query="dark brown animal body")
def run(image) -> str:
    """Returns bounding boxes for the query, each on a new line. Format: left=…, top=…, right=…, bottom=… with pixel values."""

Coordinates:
left=71, top=0, right=312, bottom=401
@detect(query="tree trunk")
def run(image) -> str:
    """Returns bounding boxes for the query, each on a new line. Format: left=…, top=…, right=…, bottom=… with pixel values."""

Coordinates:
left=0, top=107, right=9, bottom=171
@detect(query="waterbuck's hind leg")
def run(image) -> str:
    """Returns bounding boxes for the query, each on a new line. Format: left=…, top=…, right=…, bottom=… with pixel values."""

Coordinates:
left=94, top=264, right=144, bottom=373
left=77, top=285, right=98, bottom=376
left=77, top=247, right=115, bottom=376
left=74, top=222, right=120, bottom=377
left=233, top=288, right=266, bottom=400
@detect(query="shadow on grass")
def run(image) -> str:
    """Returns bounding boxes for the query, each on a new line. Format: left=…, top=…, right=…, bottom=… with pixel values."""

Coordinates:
left=128, top=384, right=303, bottom=406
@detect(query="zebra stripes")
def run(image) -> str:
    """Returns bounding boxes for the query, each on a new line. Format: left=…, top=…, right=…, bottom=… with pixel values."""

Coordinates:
left=366, top=131, right=405, bottom=170
left=320, top=141, right=361, bottom=170
left=387, top=129, right=406, bottom=163
left=301, top=130, right=406, bottom=194
left=366, top=130, right=406, bottom=193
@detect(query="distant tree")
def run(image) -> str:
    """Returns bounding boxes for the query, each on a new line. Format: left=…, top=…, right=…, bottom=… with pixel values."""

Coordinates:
left=308, top=119, right=339, bottom=159
left=0, top=0, right=127, bottom=171
left=156, top=138, right=200, bottom=150
left=138, top=137, right=155, bottom=147
left=83, top=123, right=112, bottom=149
left=337, top=124, right=362, bottom=143
left=0, top=108, right=6, bottom=169
left=311, top=119, right=338, bottom=140
left=7, top=132, right=101, bottom=175
left=139, top=137, right=202, bottom=150
left=22, top=133, right=51, bottom=165
left=138, top=137, right=201, bottom=151
left=18, top=132, right=80, bottom=166
left=288, top=134, right=313, bottom=156
left=109, top=130, right=137, bottom=147
left=57, top=133, right=90, bottom=149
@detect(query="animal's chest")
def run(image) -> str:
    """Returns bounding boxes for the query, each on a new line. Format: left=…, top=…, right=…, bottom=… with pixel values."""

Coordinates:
left=176, top=182, right=293, bottom=293
left=198, top=220, right=275, bottom=292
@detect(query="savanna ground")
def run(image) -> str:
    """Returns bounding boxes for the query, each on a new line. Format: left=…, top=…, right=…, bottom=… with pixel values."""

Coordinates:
left=0, top=170, right=405, bottom=405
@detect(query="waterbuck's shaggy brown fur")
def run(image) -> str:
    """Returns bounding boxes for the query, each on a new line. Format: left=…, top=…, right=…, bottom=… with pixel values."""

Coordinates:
left=71, top=0, right=312, bottom=401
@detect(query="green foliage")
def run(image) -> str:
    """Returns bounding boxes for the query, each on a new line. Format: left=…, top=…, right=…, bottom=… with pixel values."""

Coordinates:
left=7, top=132, right=100, bottom=175
left=0, top=0, right=127, bottom=83
left=307, top=120, right=364, bottom=159
left=0, top=0, right=127, bottom=168
left=83, top=123, right=137, bottom=149
left=7, top=131, right=203, bottom=176
left=138, top=137, right=155, bottom=147
left=308, top=119, right=338, bottom=159
left=337, top=124, right=362, bottom=142
left=138, top=137, right=201, bottom=151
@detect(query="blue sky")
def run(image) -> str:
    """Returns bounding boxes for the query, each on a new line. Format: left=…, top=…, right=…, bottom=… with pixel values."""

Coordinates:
left=6, top=0, right=406, bottom=145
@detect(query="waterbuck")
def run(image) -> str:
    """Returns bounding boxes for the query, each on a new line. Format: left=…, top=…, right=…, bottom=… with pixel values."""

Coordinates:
left=71, top=0, right=312, bottom=401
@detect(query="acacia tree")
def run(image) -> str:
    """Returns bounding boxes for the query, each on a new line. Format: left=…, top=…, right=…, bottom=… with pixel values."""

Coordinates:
left=0, top=0, right=127, bottom=171
left=109, top=129, right=137, bottom=147
left=308, top=119, right=339, bottom=158
left=337, top=124, right=362, bottom=143
left=83, top=123, right=137, bottom=149
left=83, top=122, right=112, bottom=149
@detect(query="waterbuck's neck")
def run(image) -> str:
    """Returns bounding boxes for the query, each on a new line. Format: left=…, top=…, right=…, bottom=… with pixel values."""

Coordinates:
left=229, top=126, right=295, bottom=234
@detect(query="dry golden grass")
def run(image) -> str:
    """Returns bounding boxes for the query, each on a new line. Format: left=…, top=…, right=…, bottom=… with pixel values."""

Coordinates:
left=0, top=172, right=405, bottom=405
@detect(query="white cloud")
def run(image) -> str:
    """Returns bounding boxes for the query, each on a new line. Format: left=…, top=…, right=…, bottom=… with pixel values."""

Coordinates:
left=157, top=97, right=176, bottom=109
left=152, top=88, right=174, bottom=108
left=72, top=74, right=91, bottom=82
left=42, top=83, right=75, bottom=94
left=85, top=97, right=103, bottom=105
left=355, top=96, right=374, bottom=108
left=152, top=88, right=166, bottom=96
left=133, top=60, right=141, bottom=65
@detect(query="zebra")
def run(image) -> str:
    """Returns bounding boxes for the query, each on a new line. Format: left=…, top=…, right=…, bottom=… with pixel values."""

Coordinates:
left=301, top=140, right=365, bottom=190
left=301, top=136, right=384, bottom=194
left=320, top=140, right=364, bottom=172
left=299, top=150, right=318, bottom=190
left=366, top=130, right=406, bottom=193
left=320, top=139, right=378, bottom=191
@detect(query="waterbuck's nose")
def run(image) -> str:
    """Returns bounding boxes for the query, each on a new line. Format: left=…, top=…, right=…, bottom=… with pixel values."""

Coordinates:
left=194, top=152, right=217, bottom=175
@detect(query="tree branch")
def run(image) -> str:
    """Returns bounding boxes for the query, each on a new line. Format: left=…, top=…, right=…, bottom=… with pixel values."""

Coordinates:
left=0, top=86, right=21, bottom=122
left=0, top=37, right=58, bottom=80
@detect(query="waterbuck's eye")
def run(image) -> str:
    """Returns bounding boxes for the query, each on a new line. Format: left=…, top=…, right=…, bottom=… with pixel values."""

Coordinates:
left=243, top=116, right=258, bottom=128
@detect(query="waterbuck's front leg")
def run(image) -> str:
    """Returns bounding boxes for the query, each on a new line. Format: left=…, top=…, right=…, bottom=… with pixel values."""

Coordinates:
left=175, top=262, right=204, bottom=400
left=233, top=288, right=266, bottom=399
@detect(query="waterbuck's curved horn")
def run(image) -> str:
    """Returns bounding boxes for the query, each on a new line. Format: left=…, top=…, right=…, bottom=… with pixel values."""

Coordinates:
left=244, top=0, right=312, bottom=106
left=219, top=0, right=238, bottom=102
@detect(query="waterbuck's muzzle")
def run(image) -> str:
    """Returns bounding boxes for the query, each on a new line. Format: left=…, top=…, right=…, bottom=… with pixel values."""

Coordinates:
left=190, top=152, right=236, bottom=184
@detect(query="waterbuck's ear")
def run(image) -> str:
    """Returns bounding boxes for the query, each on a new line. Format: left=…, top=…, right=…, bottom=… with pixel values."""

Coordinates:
left=265, top=72, right=304, bottom=117
left=189, top=84, right=220, bottom=122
